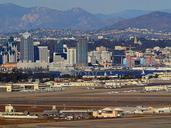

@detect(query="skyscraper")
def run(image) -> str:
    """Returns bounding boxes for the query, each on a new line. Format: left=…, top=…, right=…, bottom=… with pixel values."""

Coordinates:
left=20, top=32, right=34, bottom=62
left=34, top=46, right=39, bottom=62
left=0, top=37, right=18, bottom=64
left=76, top=37, right=88, bottom=67
left=38, top=46, right=49, bottom=63
left=8, top=37, right=18, bottom=63
left=55, top=40, right=64, bottom=54
left=67, top=48, right=76, bottom=66
left=48, top=39, right=64, bottom=62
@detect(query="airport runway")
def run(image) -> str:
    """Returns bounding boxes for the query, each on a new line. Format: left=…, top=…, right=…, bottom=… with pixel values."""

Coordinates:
left=0, top=88, right=170, bottom=107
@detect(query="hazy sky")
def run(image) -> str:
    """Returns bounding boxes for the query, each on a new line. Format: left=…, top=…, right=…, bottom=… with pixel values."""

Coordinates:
left=0, top=0, right=170, bottom=14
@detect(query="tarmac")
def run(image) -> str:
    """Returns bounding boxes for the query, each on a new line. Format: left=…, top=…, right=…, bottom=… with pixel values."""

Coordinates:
left=2, top=115, right=171, bottom=128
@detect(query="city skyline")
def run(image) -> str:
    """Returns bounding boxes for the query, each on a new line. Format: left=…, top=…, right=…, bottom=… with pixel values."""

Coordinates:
left=0, top=0, right=171, bottom=14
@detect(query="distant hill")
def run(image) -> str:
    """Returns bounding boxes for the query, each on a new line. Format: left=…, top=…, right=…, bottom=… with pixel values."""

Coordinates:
left=0, top=3, right=121, bottom=33
left=110, top=11, right=171, bottom=32
left=109, top=10, right=150, bottom=19
left=0, top=3, right=171, bottom=33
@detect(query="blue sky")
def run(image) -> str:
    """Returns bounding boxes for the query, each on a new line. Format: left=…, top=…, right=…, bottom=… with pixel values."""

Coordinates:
left=0, top=0, right=170, bottom=14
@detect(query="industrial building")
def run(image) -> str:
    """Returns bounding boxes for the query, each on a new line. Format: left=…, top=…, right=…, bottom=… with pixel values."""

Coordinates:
left=11, top=83, right=39, bottom=92
left=0, top=104, right=38, bottom=119
left=0, top=83, right=40, bottom=92
left=93, top=107, right=123, bottom=118
left=60, top=110, right=93, bottom=120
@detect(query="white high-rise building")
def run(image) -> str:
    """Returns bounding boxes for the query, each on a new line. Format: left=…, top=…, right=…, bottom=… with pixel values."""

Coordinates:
left=67, top=48, right=76, bottom=66
left=38, top=46, right=49, bottom=63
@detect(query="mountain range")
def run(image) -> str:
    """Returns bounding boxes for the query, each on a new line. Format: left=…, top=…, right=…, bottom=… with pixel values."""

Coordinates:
left=110, top=11, right=171, bottom=32
left=0, top=3, right=171, bottom=33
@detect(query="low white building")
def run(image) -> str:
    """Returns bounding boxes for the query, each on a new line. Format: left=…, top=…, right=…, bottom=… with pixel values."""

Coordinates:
left=154, top=107, right=171, bottom=114
left=17, top=61, right=48, bottom=69
left=145, top=85, right=170, bottom=92
left=10, top=83, right=39, bottom=92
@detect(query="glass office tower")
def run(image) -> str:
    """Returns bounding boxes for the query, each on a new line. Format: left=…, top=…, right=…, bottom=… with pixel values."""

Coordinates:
left=76, top=37, right=88, bottom=67
left=20, top=32, right=34, bottom=62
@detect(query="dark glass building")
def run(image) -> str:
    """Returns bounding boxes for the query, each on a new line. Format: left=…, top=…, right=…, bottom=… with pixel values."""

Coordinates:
left=34, top=46, right=39, bottom=62
left=76, top=37, right=88, bottom=67
left=112, top=50, right=125, bottom=66
left=55, top=40, right=64, bottom=54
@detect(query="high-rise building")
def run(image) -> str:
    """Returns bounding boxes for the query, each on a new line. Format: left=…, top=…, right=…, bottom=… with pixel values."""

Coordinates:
left=53, top=52, right=67, bottom=63
left=88, top=51, right=98, bottom=65
left=101, top=51, right=112, bottom=63
left=48, top=39, right=64, bottom=62
left=52, top=52, right=67, bottom=68
left=38, top=46, right=49, bottom=63
left=0, top=54, right=2, bottom=64
left=112, top=50, right=125, bottom=66
left=2, top=52, right=8, bottom=64
left=33, top=41, right=40, bottom=62
left=8, top=37, right=17, bottom=63
left=0, top=37, right=18, bottom=64
left=34, top=46, right=39, bottom=62
left=76, top=37, right=88, bottom=67
left=55, top=40, right=64, bottom=54
left=67, top=48, right=76, bottom=66
left=134, top=36, right=138, bottom=44
left=134, top=36, right=142, bottom=45
left=20, top=32, right=34, bottom=62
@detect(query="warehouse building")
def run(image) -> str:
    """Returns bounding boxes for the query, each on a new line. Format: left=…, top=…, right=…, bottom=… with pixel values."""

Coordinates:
left=11, top=83, right=39, bottom=92
left=93, top=107, right=123, bottom=118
